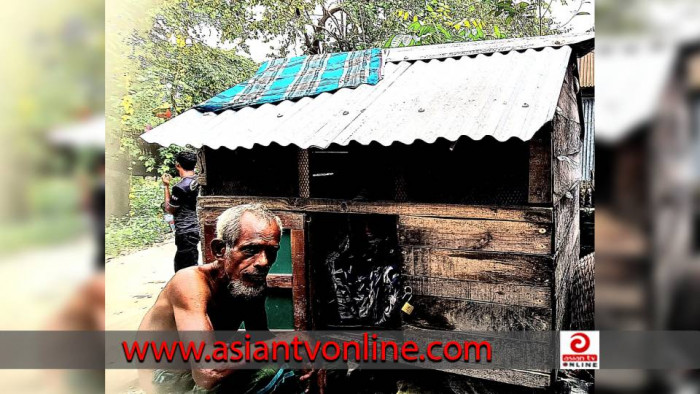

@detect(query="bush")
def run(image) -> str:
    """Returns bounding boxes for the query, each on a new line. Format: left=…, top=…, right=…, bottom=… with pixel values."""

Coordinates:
left=106, top=176, right=175, bottom=258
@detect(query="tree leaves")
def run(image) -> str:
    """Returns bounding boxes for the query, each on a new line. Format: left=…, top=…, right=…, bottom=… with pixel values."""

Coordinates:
left=119, top=15, right=258, bottom=173
left=384, top=0, right=560, bottom=48
left=436, top=24, right=452, bottom=39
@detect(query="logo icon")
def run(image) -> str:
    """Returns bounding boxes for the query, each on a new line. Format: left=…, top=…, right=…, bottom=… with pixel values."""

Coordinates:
left=570, top=332, right=590, bottom=353
left=560, top=331, right=599, bottom=369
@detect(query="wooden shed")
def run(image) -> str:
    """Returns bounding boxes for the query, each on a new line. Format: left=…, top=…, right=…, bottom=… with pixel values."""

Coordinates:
left=142, top=33, right=594, bottom=389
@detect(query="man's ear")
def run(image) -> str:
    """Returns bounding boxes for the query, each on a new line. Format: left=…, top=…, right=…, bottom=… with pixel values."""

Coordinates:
left=211, top=239, right=227, bottom=259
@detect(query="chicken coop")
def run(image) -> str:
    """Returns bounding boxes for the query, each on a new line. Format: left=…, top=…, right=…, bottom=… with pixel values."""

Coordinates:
left=142, top=33, right=594, bottom=390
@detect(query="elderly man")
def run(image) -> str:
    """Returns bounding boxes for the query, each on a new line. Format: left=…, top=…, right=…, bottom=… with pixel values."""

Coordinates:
left=139, top=203, right=310, bottom=393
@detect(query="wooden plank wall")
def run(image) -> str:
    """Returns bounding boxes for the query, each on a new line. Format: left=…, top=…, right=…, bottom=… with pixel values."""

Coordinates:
left=197, top=193, right=556, bottom=387
left=395, top=207, right=555, bottom=387
left=198, top=196, right=552, bottom=223
left=398, top=216, right=551, bottom=254
left=552, top=59, right=583, bottom=331
left=198, top=196, right=554, bottom=332
left=398, top=216, right=553, bottom=333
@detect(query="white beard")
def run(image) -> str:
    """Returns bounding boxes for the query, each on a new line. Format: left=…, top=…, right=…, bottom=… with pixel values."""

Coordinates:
left=227, top=279, right=266, bottom=300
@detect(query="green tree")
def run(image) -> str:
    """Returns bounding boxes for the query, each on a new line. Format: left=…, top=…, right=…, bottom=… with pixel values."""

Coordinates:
left=383, top=0, right=588, bottom=47
left=119, top=28, right=258, bottom=173
left=142, top=0, right=557, bottom=57
left=144, top=0, right=420, bottom=56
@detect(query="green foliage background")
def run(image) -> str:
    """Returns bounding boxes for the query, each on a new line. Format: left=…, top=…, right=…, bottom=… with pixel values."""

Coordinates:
left=106, top=177, right=175, bottom=258
left=119, top=40, right=258, bottom=174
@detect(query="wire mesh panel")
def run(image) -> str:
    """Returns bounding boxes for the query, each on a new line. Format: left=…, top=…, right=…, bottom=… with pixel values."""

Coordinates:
left=202, top=145, right=299, bottom=197
left=394, top=171, right=407, bottom=202
left=204, top=138, right=530, bottom=206
left=308, top=138, right=530, bottom=205
left=298, top=149, right=310, bottom=198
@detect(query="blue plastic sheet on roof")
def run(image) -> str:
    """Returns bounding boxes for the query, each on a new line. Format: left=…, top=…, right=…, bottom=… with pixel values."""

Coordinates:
left=195, top=48, right=383, bottom=113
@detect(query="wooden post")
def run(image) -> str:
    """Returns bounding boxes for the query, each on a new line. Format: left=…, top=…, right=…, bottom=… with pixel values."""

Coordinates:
left=291, top=227, right=309, bottom=330
left=196, top=148, right=207, bottom=186
left=551, top=59, right=583, bottom=332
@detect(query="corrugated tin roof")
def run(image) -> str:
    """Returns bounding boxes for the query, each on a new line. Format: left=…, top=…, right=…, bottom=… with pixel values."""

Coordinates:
left=383, top=33, right=591, bottom=62
left=578, top=51, right=594, bottom=88
left=142, top=35, right=588, bottom=150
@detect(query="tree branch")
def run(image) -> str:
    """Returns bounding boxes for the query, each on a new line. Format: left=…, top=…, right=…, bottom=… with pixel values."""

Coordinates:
left=555, top=0, right=587, bottom=30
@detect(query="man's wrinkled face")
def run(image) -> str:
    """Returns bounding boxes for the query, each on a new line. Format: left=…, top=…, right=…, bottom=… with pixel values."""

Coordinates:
left=224, top=212, right=280, bottom=298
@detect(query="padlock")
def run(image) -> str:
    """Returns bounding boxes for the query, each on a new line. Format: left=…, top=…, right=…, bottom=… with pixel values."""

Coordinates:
left=401, top=286, right=414, bottom=315
left=401, top=299, right=414, bottom=315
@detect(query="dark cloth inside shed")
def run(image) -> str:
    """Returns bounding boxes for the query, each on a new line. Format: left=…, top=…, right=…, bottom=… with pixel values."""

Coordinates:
left=311, top=214, right=403, bottom=329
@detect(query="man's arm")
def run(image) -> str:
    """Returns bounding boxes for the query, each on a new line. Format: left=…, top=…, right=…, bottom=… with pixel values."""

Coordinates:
left=168, top=272, right=242, bottom=390
left=169, top=273, right=315, bottom=389
left=162, top=174, right=177, bottom=214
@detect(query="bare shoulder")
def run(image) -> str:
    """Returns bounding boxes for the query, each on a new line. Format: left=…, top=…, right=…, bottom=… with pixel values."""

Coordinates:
left=165, top=266, right=213, bottom=310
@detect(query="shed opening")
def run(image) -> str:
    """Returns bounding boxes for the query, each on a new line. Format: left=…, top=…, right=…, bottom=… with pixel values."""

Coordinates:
left=203, top=144, right=299, bottom=197
left=308, top=137, right=530, bottom=205
left=308, top=213, right=403, bottom=330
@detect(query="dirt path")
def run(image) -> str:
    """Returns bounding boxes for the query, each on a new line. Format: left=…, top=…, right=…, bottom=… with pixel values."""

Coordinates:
left=106, top=238, right=202, bottom=393
left=105, top=239, right=180, bottom=331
